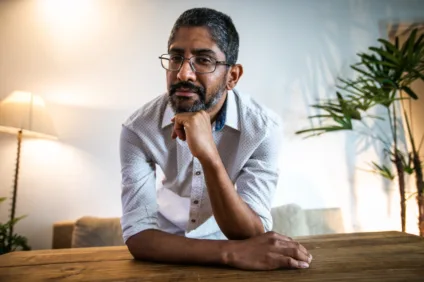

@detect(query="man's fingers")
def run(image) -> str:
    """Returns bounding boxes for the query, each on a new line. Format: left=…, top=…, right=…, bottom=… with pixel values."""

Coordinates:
left=279, top=256, right=309, bottom=269
left=172, top=126, right=186, bottom=140
left=267, top=232, right=311, bottom=261
left=282, top=246, right=311, bottom=264
left=269, top=239, right=311, bottom=263
left=270, top=233, right=310, bottom=259
left=270, top=243, right=310, bottom=263
left=176, top=129, right=186, bottom=140
left=171, top=116, right=187, bottom=140
left=289, top=241, right=311, bottom=262
left=290, top=241, right=309, bottom=259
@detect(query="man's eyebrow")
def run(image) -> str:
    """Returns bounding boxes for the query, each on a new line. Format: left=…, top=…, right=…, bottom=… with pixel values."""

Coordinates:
left=168, top=47, right=217, bottom=56
left=192, top=48, right=217, bottom=56
left=169, top=47, right=184, bottom=54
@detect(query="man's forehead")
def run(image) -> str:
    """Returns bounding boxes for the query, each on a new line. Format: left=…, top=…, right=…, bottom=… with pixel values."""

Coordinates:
left=168, top=26, right=223, bottom=56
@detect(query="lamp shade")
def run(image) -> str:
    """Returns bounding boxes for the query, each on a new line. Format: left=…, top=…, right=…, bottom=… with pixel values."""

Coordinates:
left=0, top=91, right=56, bottom=138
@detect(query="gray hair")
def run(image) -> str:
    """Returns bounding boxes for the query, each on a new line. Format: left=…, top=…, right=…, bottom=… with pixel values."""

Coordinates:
left=168, top=8, right=240, bottom=65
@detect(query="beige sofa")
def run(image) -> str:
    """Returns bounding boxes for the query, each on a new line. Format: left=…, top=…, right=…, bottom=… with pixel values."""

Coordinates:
left=52, top=204, right=344, bottom=249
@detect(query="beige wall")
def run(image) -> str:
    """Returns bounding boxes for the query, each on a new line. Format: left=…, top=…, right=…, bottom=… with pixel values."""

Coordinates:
left=408, top=79, right=424, bottom=152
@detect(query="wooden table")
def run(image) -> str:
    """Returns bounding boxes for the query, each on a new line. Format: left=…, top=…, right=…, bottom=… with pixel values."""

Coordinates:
left=1, top=231, right=423, bottom=281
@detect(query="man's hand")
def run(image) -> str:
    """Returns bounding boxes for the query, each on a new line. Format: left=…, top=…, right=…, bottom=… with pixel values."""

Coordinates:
left=171, top=111, right=218, bottom=162
left=224, top=231, right=313, bottom=270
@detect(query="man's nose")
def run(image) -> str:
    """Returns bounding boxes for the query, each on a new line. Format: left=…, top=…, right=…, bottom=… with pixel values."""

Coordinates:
left=177, top=60, right=196, bottom=81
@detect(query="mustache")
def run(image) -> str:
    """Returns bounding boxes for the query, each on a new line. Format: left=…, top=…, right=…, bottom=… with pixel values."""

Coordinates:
left=169, top=81, right=205, bottom=98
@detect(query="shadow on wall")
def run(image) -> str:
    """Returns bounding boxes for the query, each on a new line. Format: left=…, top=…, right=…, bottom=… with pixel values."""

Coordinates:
left=276, top=0, right=405, bottom=231
left=280, top=2, right=361, bottom=227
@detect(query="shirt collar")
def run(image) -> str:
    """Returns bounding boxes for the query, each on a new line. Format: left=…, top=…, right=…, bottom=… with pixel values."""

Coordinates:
left=161, top=90, right=240, bottom=131
left=161, top=101, right=175, bottom=129
left=221, top=89, right=239, bottom=131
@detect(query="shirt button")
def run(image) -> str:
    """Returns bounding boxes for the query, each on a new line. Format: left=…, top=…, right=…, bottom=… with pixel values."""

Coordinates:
left=191, top=219, right=196, bottom=223
left=193, top=200, right=199, bottom=204
left=195, top=171, right=201, bottom=176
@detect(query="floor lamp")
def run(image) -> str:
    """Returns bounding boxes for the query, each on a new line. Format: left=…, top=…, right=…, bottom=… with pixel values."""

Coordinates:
left=0, top=91, right=56, bottom=246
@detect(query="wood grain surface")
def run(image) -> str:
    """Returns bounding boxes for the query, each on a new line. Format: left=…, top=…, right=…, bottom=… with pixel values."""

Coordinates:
left=1, top=231, right=423, bottom=281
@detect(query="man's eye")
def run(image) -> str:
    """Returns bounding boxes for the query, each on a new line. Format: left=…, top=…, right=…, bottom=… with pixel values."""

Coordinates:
left=170, top=56, right=183, bottom=63
left=195, top=56, right=213, bottom=65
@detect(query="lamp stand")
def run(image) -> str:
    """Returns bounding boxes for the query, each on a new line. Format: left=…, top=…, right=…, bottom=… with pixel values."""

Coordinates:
left=8, top=129, right=22, bottom=247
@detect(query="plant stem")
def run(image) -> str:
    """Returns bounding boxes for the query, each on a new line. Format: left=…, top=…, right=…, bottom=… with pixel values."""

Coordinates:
left=388, top=103, right=406, bottom=232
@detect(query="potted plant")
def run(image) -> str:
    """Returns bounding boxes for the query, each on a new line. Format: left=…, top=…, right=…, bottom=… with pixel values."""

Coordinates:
left=296, top=28, right=424, bottom=235
left=0, top=197, right=31, bottom=254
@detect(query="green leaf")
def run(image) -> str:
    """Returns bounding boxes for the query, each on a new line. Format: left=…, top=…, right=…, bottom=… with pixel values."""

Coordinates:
left=312, top=104, right=343, bottom=114
left=295, top=125, right=353, bottom=135
left=372, top=60, right=398, bottom=68
left=5, top=215, right=27, bottom=229
left=350, top=65, right=380, bottom=81
left=369, top=47, right=401, bottom=64
left=370, top=161, right=395, bottom=180
left=406, top=29, right=417, bottom=61
left=401, top=85, right=419, bottom=100
left=378, top=38, right=402, bottom=56
left=397, top=150, right=415, bottom=175
left=0, top=197, right=31, bottom=253
left=406, top=192, right=418, bottom=201
left=362, top=60, right=382, bottom=77
left=307, top=114, right=334, bottom=119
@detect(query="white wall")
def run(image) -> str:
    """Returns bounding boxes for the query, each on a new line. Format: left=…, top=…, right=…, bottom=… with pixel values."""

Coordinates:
left=0, top=0, right=423, bottom=249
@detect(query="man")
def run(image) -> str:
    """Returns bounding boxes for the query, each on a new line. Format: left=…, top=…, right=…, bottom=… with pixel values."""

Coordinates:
left=120, top=7, right=312, bottom=270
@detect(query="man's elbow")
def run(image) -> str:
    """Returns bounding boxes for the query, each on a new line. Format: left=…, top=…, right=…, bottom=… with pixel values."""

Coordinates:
left=126, top=236, right=143, bottom=260
left=125, top=231, right=154, bottom=260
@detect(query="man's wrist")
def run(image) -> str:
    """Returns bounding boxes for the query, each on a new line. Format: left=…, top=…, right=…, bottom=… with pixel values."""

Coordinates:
left=198, top=149, right=221, bottom=167
left=219, top=240, right=236, bottom=266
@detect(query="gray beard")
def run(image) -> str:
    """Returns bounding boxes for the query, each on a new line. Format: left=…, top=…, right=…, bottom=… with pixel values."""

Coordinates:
left=169, top=85, right=226, bottom=114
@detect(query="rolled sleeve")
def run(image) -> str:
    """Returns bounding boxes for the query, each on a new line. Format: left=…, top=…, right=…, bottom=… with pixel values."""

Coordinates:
left=120, top=125, right=158, bottom=243
left=236, top=123, right=282, bottom=232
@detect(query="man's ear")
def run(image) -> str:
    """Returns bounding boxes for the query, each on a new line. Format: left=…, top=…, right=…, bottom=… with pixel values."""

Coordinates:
left=226, top=64, right=243, bottom=90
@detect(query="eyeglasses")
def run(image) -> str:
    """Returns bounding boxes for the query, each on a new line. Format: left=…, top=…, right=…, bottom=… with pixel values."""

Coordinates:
left=159, top=54, right=231, bottom=74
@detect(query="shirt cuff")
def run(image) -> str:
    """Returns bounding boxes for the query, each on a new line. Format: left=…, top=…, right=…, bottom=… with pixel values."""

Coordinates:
left=121, top=209, right=159, bottom=243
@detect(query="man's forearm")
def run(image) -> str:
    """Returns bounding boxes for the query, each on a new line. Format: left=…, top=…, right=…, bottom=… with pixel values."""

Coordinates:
left=199, top=155, right=264, bottom=239
left=126, top=229, right=230, bottom=264
left=126, top=229, right=313, bottom=271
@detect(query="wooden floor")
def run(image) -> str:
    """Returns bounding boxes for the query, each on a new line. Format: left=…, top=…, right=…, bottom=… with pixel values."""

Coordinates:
left=1, top=231, right=423, bottom=281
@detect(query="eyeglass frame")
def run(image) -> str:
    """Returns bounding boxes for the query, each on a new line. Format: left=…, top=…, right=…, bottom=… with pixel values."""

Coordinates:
left=158, top=54, right=232, bottom=74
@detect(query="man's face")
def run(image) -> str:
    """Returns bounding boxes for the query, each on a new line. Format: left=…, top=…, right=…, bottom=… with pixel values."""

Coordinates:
left=167, top=27, right=228, bottom=113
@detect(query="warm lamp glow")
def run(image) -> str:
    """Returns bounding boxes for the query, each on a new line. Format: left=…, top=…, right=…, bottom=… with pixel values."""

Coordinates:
left=39, top=0, right=94, bottom=22
left=0, top=91, right=56, bottom=138
left=2, top=91, right=46, bottom=107
left=38, top=0, right=96, bottom=37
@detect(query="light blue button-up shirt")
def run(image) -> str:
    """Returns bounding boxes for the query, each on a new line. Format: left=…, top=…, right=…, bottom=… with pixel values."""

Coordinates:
left=120, top=89, right=283, bottom=242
